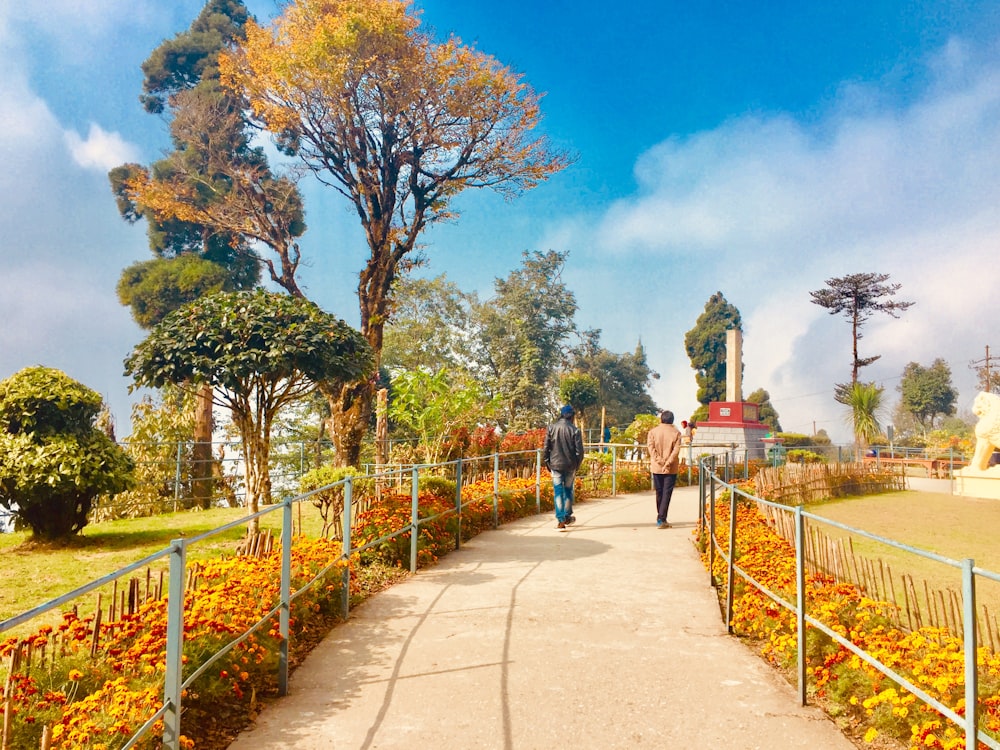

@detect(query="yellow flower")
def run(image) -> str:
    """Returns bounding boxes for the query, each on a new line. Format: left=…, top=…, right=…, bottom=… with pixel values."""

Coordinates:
left=863, top=727, right=878, bottom=743
left=67, top=669, right=83, bottom=681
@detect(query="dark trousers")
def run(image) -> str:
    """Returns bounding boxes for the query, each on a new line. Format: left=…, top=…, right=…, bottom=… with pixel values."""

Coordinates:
left=652, top=473, right=678, bottom=523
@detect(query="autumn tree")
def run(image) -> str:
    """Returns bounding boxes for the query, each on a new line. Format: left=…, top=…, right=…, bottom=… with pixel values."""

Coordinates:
left=810, top=272, right=914, bottom=384
left=219, top=0, right=569, bottom=465
left=112, top=0, right=282, bottom=508
left=125, top=290, right=371, bottom=532
left=684, top=292, right=742, bottom=423
left=897, top=358, right=957, bottom=433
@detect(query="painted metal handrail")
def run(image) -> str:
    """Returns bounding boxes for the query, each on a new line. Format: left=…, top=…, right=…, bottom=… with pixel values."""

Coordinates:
left=699, top=457, right=1000, bottom=750
left=0, top=445, right=643, bottom=749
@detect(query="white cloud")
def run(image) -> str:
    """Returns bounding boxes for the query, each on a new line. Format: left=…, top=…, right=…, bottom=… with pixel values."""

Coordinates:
left=568, top=40, right=1000, bottom=442
left=65, top=123, right=141, bottom=171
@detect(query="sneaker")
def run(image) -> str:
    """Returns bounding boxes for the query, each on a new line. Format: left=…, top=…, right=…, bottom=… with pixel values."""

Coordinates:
left=657, top=521, right=671, bottom=529
left=566, top=515, right=576, bottom=526
left=557, top=521, right=566, bottom=530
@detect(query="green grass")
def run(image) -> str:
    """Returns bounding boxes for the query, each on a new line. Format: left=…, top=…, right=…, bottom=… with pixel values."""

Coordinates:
left=0, top=503, right=328, bottom=633
left=805, top=490, right=1000, bottom=620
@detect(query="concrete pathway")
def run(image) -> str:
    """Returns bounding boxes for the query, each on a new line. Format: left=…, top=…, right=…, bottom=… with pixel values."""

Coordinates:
left=230, top=486, right=857, bottom=749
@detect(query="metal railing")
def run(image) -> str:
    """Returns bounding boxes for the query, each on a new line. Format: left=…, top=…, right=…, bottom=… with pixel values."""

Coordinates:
left=699, top=457, right=1000, bottom=750
left=0, top=444, right=653, bottom=749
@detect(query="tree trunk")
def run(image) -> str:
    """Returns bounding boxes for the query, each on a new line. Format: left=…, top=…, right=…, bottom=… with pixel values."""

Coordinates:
left=241, top=424, right=272, bottom=535
left=192, top=384, right=214, bottom=509
left=321, top=378, right=372, bottom=468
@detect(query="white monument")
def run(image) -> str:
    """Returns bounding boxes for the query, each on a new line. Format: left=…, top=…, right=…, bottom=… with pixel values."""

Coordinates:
left=693, top=328, right=769, bottom=459
left=954, top=391, right=1000, bottom=500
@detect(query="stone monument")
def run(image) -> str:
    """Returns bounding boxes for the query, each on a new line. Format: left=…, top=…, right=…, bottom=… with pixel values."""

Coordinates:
left=691, top=328, right=770, bottom=459
left=954, top=391, right=1000, bottom=500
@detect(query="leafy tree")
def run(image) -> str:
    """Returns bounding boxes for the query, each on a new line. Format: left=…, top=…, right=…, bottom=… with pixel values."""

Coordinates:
left=388, top=368, right=496, bottom=465
left=0, top=367, right=134, bottom=540
left=382, top=275, right=477, bottom=377
left=116, top=254, right=230, bottom=329
left=684, top=291, right=742, bottom=421
left=113, top=0, right=289, bottom=508
left=219, top=0, right=570, bottom=465
left=746, top=388, right=782, bottom=432
left=97, top=387, right=200, bottom=522
left=124, top=290, right=372, bottom=532
left=835, top=381, right=885, bottom=456
left=897, top=359, right=957, bottom=433
left=474, top=251, right=578, bottom=429
left=570, top=335, right=659, bottom=427
left=558, top=373, right=600, bottom=433
left=810, top=272, right=914, bottom=383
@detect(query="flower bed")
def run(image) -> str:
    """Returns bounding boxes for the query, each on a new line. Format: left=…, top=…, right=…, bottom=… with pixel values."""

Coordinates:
left=700, top=491, right=1000, bottom=748
left=0, top=472, right=569, bottom=748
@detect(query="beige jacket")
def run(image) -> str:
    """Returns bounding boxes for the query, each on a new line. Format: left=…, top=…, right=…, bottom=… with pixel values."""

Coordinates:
left=647, top=422, right=683, bottom=474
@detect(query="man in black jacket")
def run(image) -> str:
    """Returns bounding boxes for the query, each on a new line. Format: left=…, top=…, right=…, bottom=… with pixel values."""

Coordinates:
left=543, top=405, right=585, bottom=530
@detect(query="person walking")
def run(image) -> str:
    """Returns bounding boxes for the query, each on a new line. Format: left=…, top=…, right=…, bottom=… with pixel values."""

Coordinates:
left=543, top=404, right=585, bottom=531
left=647, top=410, right=682, bottom=529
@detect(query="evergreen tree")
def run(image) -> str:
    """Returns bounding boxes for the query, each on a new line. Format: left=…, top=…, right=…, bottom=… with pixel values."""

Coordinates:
left=810, top=272, right=914, bottom=384
left=684, top=291, right=742, bottom=421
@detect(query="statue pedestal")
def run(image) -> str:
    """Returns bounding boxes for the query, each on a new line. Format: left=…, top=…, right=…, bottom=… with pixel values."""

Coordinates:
left=955, top=469, right=1000, bottom=500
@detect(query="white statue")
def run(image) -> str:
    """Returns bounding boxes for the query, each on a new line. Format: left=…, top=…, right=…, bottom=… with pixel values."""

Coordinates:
left=958, top=391, right=1000, bottom=476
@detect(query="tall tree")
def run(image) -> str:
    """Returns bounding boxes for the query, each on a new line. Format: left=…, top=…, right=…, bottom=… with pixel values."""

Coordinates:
left=684, top=292, right=742, bottom=423
left=897, top=359, right=957, bottom=432
left=125, top=290, right=371, bottom=533
left=810, top=272, right=914, bottom=384
left=219, top=0, right=570, bottom=465
left=381, top=275, right=477, bottom=377
left=112, top=0, right=284, bottom=508
left=474, top=251, right=578, bottom=429
left=570, top=336, right=660, bottom=427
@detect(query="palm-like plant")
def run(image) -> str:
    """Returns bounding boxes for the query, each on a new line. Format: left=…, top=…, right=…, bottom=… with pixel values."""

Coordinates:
left=835, top=381, right=884, bottom=457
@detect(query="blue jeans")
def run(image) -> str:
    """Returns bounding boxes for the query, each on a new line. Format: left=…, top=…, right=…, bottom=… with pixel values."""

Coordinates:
left=551, top=469, right=576, bottom=522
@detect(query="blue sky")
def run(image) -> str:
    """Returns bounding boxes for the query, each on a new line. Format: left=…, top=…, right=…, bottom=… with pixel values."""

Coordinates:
left=2, top=0, right=999, bottom=443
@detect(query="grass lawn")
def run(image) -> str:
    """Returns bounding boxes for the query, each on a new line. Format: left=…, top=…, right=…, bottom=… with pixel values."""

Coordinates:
left=805, top=489, right=1000, bottom=628
left=0, top=502, right=328, bottom=634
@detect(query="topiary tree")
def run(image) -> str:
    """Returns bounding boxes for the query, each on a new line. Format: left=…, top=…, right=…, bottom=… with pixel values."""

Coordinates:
left=125, top=290, right=372, bottom=533
left=0, top=367, right=135, bottom=541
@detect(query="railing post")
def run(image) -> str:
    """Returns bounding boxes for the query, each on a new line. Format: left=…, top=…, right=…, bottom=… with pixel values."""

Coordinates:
left=455, top=459, right=463, bottom=550
left=962, top=558, right=979, bottom=746
left=163, top=540, right=186, bottom=750
left=725, top=485, right=737, bottom=634
left=611, top=444, right=618, bottom=497
left=342, top=477, right=352, bottom=617
left=534, top=450, right=541, bottom=514
left=411, top=467, right=420, bottom=574
left=492, top=453, right=500, bottom=529
left=795, top=505, right=807, bottom=706
left=278, top=498, right=293, bottom=696
left=173, top=441, right=183, bottom=512
left=708, top=471, right=717, bottom=588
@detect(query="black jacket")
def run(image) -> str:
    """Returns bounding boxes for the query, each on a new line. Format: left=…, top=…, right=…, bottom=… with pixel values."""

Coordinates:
left=543, top=417, right=584, bottom=473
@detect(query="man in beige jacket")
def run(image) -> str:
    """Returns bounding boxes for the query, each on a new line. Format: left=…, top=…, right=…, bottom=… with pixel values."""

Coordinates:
left=647, top=410, right=683, bottom=528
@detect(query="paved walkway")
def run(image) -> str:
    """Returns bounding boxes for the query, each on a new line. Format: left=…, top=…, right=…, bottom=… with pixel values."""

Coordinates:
left=230, top=486, right=857, bottom=749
